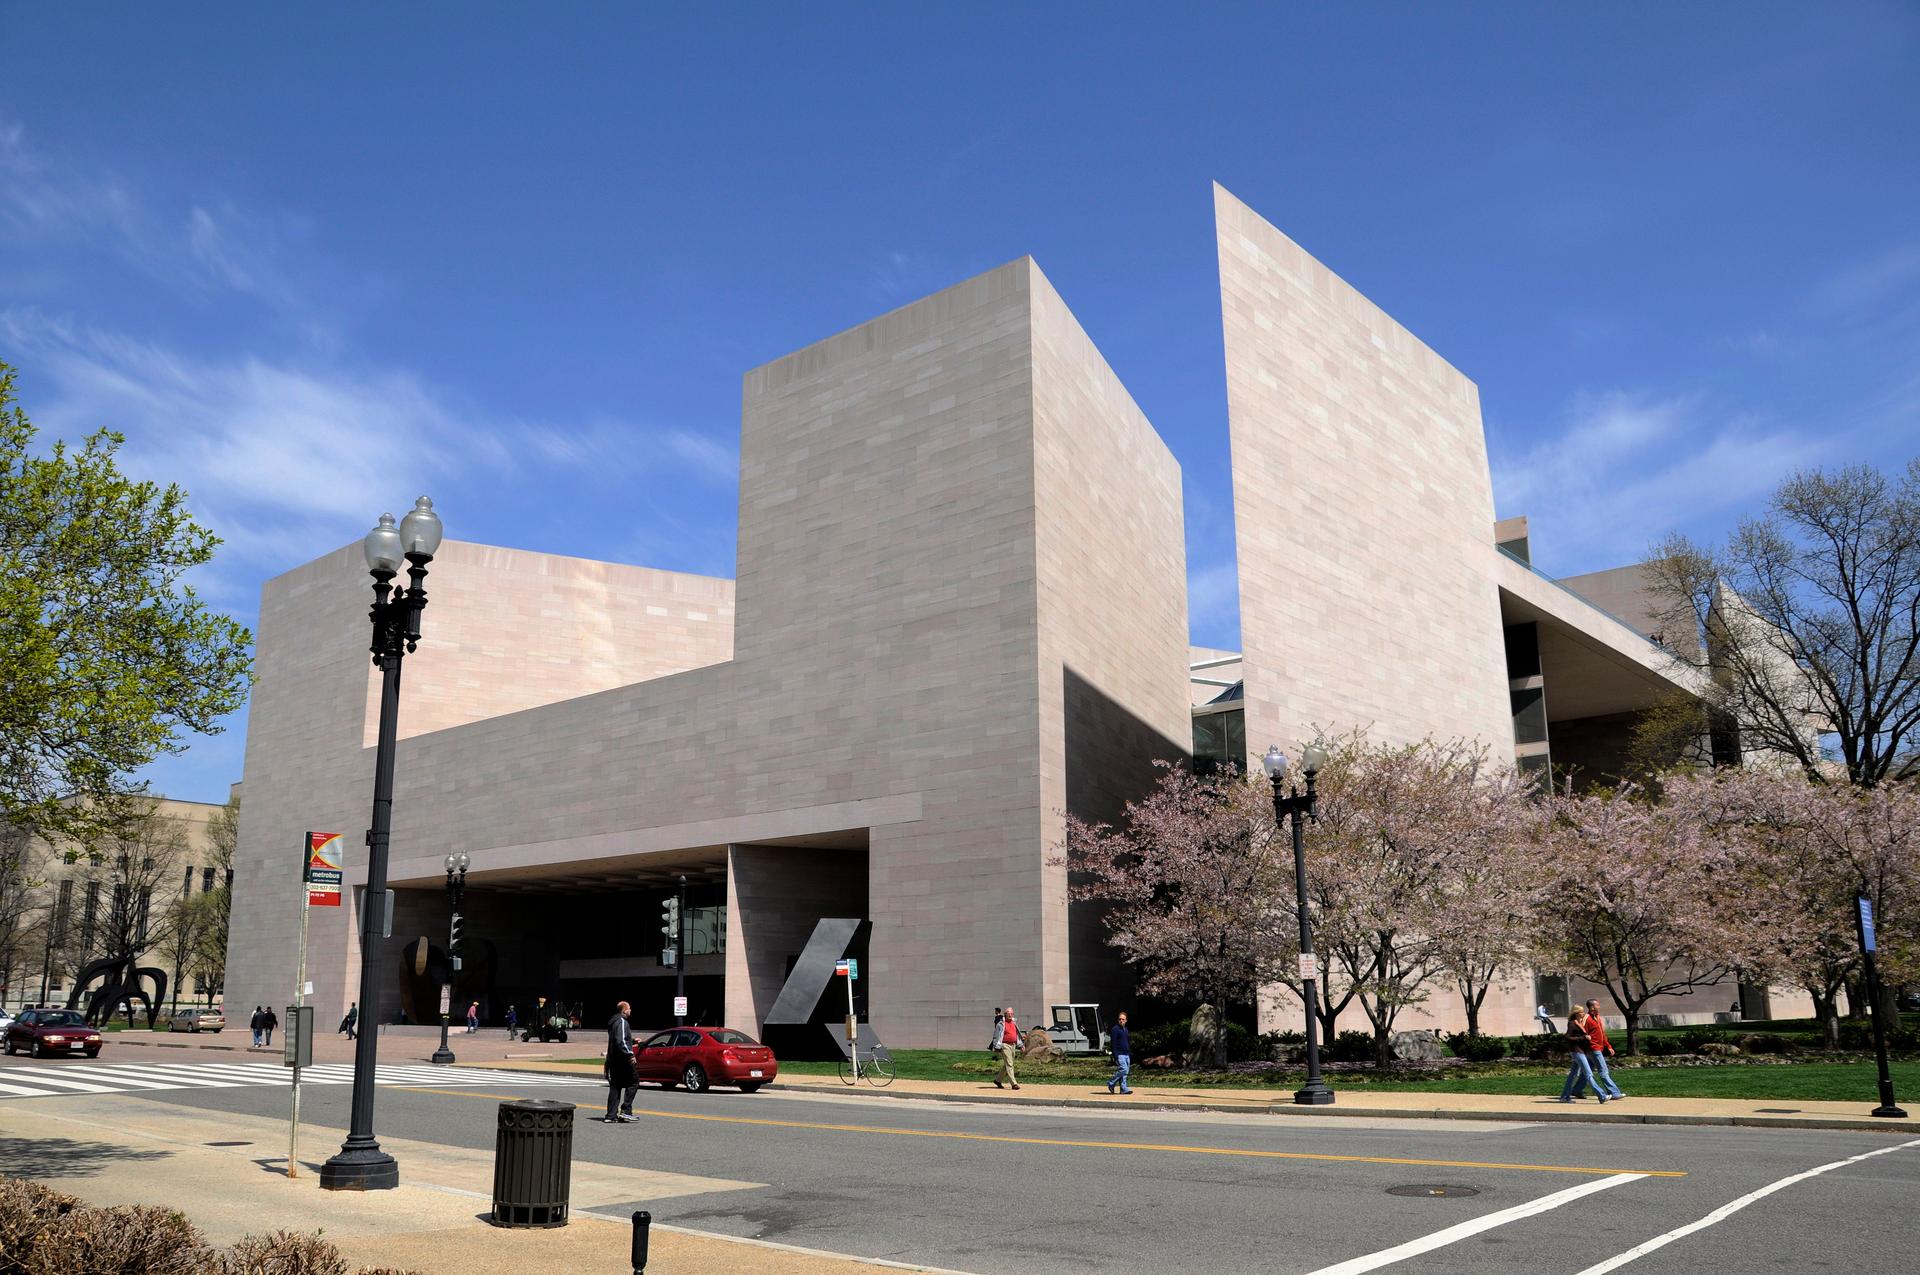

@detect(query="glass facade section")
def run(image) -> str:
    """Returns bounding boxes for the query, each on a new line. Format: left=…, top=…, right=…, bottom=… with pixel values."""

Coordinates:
left=1503, top=622, right=1542, bottom=679
left=1192, top=706, right=1246, bottom=776
left=1511, top=687, right=1548, bottom=745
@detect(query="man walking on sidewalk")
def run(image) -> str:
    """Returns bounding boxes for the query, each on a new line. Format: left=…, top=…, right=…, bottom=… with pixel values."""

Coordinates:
left=339, top=1002, right=358, bottom=1040
left=261, top=1006, right=278, bottom=1049
left=1106, top=1011, right=1133, bottom=1094
left=603, top=1000, right=638, bottom=1123
left=249, top=1007, right=264, bottom=1049
left=990, top=1006, right=1021, bottom=1090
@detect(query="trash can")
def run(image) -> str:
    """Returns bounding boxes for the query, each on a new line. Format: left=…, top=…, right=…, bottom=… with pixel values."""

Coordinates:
left=492, top=1099, right=573, bottom=1227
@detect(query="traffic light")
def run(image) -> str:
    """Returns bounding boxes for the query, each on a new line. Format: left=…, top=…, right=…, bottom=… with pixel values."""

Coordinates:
left=660, top=896, right=680, bottom=964
left=448, top=912, right=466, bottom=971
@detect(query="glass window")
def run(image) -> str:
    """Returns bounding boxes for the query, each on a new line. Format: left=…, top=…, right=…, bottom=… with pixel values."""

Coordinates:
left=1511, top=687, right=1548, bottom=745
left=1191, top=706, right=1246, bottom=776
left=1504, top=623, right=1542, bottom=679
left=39, top=1010, right=86, bottom=1027
left=710, top=1029, right=759, bottom=1045
left=673, top=1030, right=702, bottom=1047
left=642, top=1031, right=676, bottom=1050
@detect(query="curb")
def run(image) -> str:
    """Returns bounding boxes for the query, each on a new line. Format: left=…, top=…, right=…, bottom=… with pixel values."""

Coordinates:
left=487, top=1059, right=1920, bottom=1136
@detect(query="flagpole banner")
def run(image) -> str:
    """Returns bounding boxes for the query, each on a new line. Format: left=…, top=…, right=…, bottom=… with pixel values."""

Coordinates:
left=305, top=832, right=344, bottom=907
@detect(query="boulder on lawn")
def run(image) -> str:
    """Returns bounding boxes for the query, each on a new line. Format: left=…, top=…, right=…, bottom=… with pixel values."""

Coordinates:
left=1140, top=1054, right=1178, bottom=1070
left=1183, top=1003, right=1221, bottom=1066
left=1390, top=1030, right=1446, bottom=1062
left=1021, top=1027, right=1064, bottom=1060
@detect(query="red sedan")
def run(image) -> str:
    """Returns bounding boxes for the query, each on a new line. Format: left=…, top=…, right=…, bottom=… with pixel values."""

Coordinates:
left=633, top=1027, right=777, bottom=1092
left=3, top=1009, right=104, bottom=1058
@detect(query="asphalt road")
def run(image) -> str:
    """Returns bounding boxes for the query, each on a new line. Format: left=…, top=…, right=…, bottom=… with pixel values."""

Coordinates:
left=4, top=1053, right=1916, bottom=1274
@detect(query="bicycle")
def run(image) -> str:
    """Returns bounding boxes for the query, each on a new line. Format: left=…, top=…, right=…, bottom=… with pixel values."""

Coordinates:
left=837, top=1045, right=896, bottom=1087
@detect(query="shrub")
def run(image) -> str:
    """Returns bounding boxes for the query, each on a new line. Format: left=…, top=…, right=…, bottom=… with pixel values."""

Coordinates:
left=1327, top=1030, right=1375, bottom=1063
left=1522, top=1032, right=1572, bottom=1060
left=1678, top=1026, right=1723, bottom=1053
left=216, top=1230, right=351, bottom=1275
left=0, top=1177, right=81, bottom=1269
left=1738, top=1033, right=1794, bottom=1055
left=1444, top=1032, right=1507, bottom=1062
left=28, top=1203, right=209, bottom=1275
left=1643, top=1035, right=1687, bottom=1056
left=1838, top=1021, right=1920, bottom=1053
left=1128, top=1020, right=1186, bottom=1060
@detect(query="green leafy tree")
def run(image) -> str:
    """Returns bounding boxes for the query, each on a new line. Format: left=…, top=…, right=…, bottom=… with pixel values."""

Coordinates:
left=0, top=361, right=253, bottom=844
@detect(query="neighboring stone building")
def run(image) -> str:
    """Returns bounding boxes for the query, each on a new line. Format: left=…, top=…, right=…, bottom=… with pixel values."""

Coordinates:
left=4, top=793, right=234, bottom=1015
left=224, top=187, right=1767, bottom=1046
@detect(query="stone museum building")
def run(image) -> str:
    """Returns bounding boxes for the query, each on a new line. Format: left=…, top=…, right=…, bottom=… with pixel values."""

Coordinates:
left=225, top=187, right=1746, bottom=1047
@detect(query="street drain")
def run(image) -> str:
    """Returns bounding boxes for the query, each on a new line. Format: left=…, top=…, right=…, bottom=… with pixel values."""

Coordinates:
left=1756, top=1108, right=1802, bottom=1114
left=1386, top=1184, right=1479, bottom=1198
left=204, top=1141, right=252, bottom=1147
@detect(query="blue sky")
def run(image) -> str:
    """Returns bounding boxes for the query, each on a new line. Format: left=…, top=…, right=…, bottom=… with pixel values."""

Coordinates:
left=3, top=4, right=1916, bottom=804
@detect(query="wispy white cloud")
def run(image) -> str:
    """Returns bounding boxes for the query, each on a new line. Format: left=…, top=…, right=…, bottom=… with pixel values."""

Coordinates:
left=1814, top=242, right=1920, bottom=317
left=1490, top=391, right=1827, bottom=573
left=1186, top=559, right=1240, bottom=649
left=2, top=308, right=739, bottom=599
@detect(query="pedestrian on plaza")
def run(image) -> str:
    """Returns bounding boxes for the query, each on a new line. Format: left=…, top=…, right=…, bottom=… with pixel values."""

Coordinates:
left=261, top=1006, right=278, bottom=1048
left=1570, top=998, right=1626, bottom=1101
left=1557, top=1005, right=1608, bottom=1104
left=339, top=1002, right=358, bottom=1040
left=1106, top=1011, right=1134, bottom=1095
left=249, top=1006, right=264, bottom=1048
left=466, top=1001, right=479, bottom=1033
left=602, top=999, right=638, bottom=1123
left=989, top=1006, right=1021, bottom=1090
left=505, top=1004, right=518, bottom=1038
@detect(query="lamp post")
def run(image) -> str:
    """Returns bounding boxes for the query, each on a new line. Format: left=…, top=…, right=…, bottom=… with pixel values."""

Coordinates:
left=431, top=852, right=470, bottom=1065
left=1263, top=741, right=1334, bottom=1106
left=321, top=496, right=443, bottom=1192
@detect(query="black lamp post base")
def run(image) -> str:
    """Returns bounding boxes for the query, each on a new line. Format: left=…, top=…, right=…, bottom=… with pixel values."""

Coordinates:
left=319, top=1147, right=400, bottom=1191
left=1871, top=1104, right=1908, bottom=1118
left=430, top=1047, right=456, bottom=1064
left=1293, top=1083, right=1336, bottom=1106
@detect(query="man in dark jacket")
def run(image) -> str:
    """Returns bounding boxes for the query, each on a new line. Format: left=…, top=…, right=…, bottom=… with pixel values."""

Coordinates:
left=1106, top=1012, right=1134, bottom=1094
left=603, top=1000, right=638, bottom=1123
left=261, top=1006, right=278, bottom=1048
left=249, top=1006, right=265, bottom=1048
left=339, top=1003, right=358, bottom=1040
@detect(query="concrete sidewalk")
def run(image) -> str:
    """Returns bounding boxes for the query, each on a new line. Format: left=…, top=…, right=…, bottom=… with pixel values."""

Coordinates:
left=488, top=1059, right=1920, bottom=1134
left=7, top=1095, right=955, bottom=1274
left=92, top=1022, right=569, bottom=1067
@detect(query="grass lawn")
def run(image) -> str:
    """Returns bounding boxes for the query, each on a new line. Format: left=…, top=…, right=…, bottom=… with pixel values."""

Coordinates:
left=768, top=1048, right=1917, bottom=1103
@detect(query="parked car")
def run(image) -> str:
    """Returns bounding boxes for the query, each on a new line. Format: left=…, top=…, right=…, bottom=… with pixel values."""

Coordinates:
left=166, top=1007, right=225, bottom=1033
left=4, top=1008, right=104, bottom=1058
left=633, top=1026, right=778, bottom=1092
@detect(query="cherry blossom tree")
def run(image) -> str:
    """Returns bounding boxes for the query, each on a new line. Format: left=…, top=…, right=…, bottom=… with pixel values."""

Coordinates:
left=1663, top=768, right=1920, bottom=1046
left=1305, top=738, right=1537, bottom=1064
left=1060, top=761, right=1292, bottom=1068
left=1535, top=784, right=1755, bottom=1054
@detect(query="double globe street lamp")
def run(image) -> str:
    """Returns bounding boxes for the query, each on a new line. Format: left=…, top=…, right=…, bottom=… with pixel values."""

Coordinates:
left=320, top=496, right=442, bottom=1193
left=1263, top=740, right=1335, bottom=1106
left=430, top=851, right=471, bottom=1066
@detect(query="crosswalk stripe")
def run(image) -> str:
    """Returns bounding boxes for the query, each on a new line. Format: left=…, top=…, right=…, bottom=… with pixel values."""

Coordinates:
left=0, top=1070, right=121, bottom=1093
left=0, top=1059, right=598, bottom=1100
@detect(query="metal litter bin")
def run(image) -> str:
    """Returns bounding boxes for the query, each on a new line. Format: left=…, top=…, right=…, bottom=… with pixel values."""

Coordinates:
left=492, top=1099, right=573, bottom=1227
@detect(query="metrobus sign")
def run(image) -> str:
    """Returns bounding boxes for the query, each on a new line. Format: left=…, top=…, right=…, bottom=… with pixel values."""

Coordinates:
left=304, top=832, right=344, bottom=907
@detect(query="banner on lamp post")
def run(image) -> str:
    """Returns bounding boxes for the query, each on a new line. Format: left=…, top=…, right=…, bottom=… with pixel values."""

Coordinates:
left=304, top=832, right=344, bottom=907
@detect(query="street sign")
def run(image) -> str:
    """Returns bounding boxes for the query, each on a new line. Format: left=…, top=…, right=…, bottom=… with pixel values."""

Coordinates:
left=304, top=832, right=343, bottom=907
left=834, top=959, right=849, bottom=976
left=673, top=995, right=688, bottom=1018
left=438, top=983, right=451, bottom=1016
left=1298, top=953, right=1318, bottom=981
left=1860, top=896, right=1878, bottom=952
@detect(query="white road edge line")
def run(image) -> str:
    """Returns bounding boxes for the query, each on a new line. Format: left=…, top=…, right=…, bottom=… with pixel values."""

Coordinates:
left=1304, top=1173, right=1647, bottom=1275
left=574, top=1207, right=983, bottom=1275
left=1575, top=1136, right=1920, bottom=1275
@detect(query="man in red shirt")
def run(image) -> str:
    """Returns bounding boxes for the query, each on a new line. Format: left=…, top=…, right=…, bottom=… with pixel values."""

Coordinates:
left=1578, top=997, right=1626, bottom=1099
left=989, top=1007, right=1022, bottom=1090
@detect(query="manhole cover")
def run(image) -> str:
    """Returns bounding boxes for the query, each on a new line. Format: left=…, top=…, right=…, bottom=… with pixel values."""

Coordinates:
left=1386, top=1184, right=1480, bottom=1198
left=204, top=1141, right=252, bottom=1147
left=1756, top=1108, right=1802, bottom=1114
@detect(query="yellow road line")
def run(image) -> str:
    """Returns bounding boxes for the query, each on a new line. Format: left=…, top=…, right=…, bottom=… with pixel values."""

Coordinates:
left=394, top=1086, right=1686, bottom=1179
